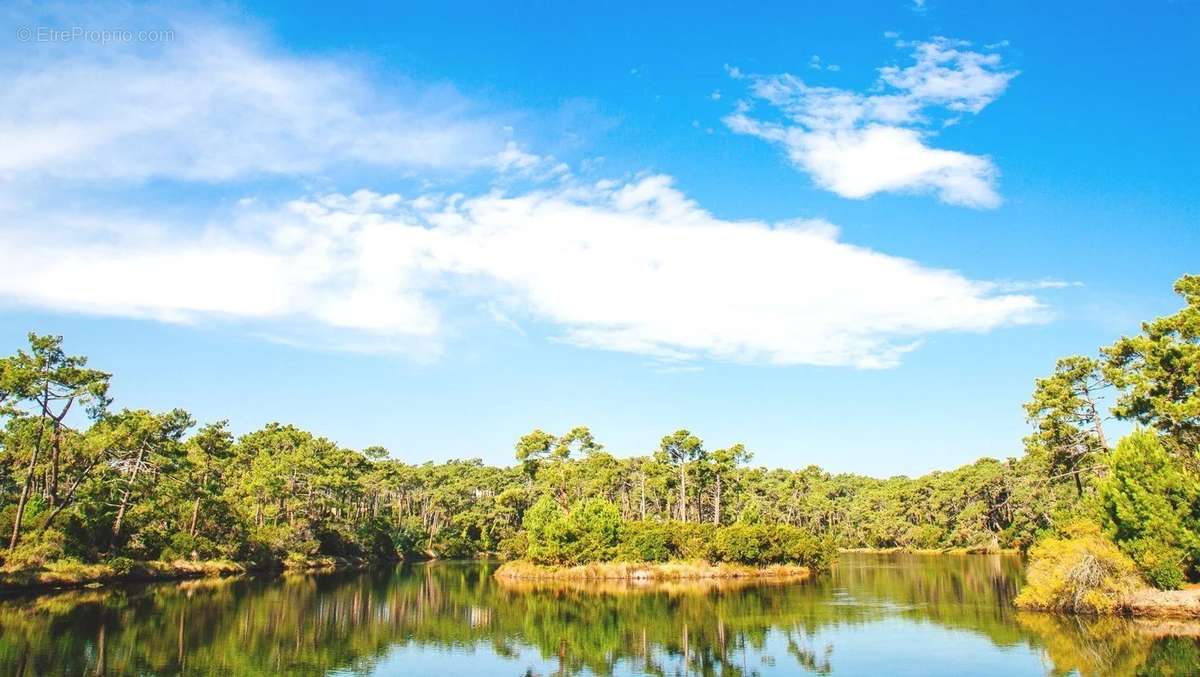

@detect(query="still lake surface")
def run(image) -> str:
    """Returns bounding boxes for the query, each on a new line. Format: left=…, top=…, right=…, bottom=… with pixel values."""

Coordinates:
left=2, top=553, right=1199, bottom=675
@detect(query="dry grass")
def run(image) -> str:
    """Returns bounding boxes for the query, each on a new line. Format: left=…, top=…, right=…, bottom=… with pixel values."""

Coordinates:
left=0, top=558, right=254, bottom=592
left=494, top=559, right=811, bottom=581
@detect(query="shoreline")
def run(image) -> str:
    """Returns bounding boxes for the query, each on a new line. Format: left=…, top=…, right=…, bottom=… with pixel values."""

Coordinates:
left=494, top=560, right=812, bottom=581
left=1016, top=586, right=1200, bottom=620
left=0, top=556, right=384, bottom=594
left=1129, top=588, right=1200, bottom=619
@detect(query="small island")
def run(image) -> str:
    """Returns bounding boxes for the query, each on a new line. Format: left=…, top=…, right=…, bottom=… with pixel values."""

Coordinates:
left=490, top=499, right=831, bottom=582
left=494, top=560, right=813, bottom=581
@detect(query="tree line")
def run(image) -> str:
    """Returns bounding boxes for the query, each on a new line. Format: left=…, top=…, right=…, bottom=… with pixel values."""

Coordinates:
left=1, top=275, right=1196, bottom=577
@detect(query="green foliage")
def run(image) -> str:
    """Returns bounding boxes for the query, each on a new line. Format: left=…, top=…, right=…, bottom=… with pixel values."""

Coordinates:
left=1124, top=539, right=1187, bottom=590
left=1024, top=355, right=1109, bottom=494
left=523, top=496, right=569, bottom=564
left=523, top=499, right=834, bottom=570
left=1103, top=275, right=1200, bottom=459
left=496, top=530, right=528, bottom=561
left=1096, top=430, right=1200, bottom=588
left=615, top=522, right=672, bottom=562
left=106, top=556, right=135, bottom=576
left=5, top=274, right=1199, bottom=582
left=564, top=498, right=620, bottom=562
left=3, top=528, right=66, bottom=568
left=391, top=518, right=427, bottom=558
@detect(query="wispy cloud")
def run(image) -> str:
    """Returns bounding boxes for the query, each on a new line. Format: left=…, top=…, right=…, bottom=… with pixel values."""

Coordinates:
left=0, top=10, right=521, bottom=183
left=0, top=177, right=1047, bottom=368
left=724, top=37, right=1018, bottom=208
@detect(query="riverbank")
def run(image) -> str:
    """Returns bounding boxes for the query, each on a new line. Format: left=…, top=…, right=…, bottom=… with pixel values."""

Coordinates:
left=1017, top=586, right=1200, bottom=619
left=494, top=560, right=811, bottom=581
left=0, top=556, right=376, bottom=593
left=1129, top=587, right=1200, bottom=619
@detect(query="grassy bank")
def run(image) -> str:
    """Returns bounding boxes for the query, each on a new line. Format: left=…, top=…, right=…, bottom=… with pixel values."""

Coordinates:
left=0, top=556, right=375, bottom=593
left=494, top=559, right=811, bottom=581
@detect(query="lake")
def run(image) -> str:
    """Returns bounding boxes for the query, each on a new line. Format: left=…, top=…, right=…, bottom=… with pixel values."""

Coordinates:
left=1, top=553, right=1197, bottom=675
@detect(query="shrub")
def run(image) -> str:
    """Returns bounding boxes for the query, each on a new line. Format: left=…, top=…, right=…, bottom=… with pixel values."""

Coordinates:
left=1124, top=538, right=1187, bottom=590
left=714, top=524, right=768, bottom=564
left=497, top=531, right=528, bottom=561
left=432, top=530, right=474, bottom=559
left=391, top=517, right=427, bottom=558
left=565, top=498, right=621, bottom=563
left=669, top=522, right=716, bottom=561
left=161, top=532, right=220, bottom=561
left=901, top=524, right=944, bottom=550
left=616, top=522, right=672, bottom=562
left=519, top=497, right=832, bottom=569
left=3, top=528, right=67, bottom=568
left=106, top=556, right=136, bottom=576
left=1097, top=430, right=1200, bottom=588
left=315, top=526, right=364, bottom=559
left=523, top=496, right=570, bottom=564
left=1014, top=521, right=1143, bottom=613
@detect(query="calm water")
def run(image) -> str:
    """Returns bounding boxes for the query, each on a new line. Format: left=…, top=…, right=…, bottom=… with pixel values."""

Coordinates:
left=2, top=553, right=1199, bottom=676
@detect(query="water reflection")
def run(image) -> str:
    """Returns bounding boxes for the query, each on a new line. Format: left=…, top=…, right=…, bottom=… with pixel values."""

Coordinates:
left=0, top=554, right=1198, bottom=675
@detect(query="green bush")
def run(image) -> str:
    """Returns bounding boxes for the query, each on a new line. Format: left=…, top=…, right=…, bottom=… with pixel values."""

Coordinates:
left=714, top=524, right=768, bottom=564
left=616, top=522, right=672, bottom=562
left=1125, top=538, right=1187, bottom=590
left=106, top=556, right=136, bottom=576
left=391, top=517, right=427, bottom=558
left=565, top=498, right=621, bottom=562
left=518, top=495, right=833, bottom=569
left=669, top=522, right=716, bottom=560
left=523, top=496, right=570, bottom=564
left=432, top=530, right=474, bottom=559
left=4, top=528, right=67, bottom=568
left=496, top=531, right=528, bottom=561
left=901, top=524, right=944, bottom=550
left=161, top=532, right=219, bottom=561
left=1097, top=430, right=1200, bottom=589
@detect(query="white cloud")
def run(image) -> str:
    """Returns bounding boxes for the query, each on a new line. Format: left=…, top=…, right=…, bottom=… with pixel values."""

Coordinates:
left=0, top=177, right=1046, bottom=368
left=0, top=16, right=513, bottom=182
left=0, top=9, right=1049, bottom=369
left=724, top=37, right=1018, bottom=208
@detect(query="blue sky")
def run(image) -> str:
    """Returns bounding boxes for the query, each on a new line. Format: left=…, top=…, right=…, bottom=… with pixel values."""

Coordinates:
left=1, top=1, right=1196, bottom=476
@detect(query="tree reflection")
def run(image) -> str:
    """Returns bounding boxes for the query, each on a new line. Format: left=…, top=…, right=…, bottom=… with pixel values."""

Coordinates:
left=0, top=555, right=1197, bottom=675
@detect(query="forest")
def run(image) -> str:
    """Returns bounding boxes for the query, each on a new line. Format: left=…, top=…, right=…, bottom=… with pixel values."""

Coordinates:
left=1, top=275, right=1197, bottom=594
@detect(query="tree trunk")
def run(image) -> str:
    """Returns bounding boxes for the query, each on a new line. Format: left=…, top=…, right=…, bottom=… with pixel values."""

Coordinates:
left=639, top=473, right=646, bottom=521
left=713, top=475, right=722, bottom=525
left=8, top=411, right=49, bottom=551
left=37, top=456, right=103, bottom=536
left=47, top=428, right=61, bottom=508
left=46, top=399, right=75, bottom=509
left=678, top=464, right=687, bottom=522
left=111, top=444, right=146, bottom=548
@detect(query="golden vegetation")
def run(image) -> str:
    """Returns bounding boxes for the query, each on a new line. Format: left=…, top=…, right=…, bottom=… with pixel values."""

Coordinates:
left=494, top=559, right=810, bottom=581
left=1015, top=522, right=1143, bottom=614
